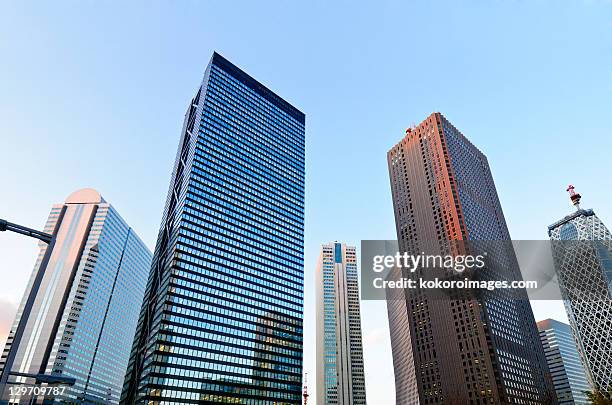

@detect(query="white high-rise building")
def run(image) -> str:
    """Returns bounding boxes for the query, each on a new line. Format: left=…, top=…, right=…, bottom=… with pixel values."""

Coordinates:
left=548, top=186, right=612, bottom=394
left=316, top=242, right=366, bottom=405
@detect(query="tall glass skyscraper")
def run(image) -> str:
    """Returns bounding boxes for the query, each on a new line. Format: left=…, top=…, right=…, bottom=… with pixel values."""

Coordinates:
left=0, top=188, right=152, bottom=404
left=316, top=242, right=366, bottom=405
left=121, top=52, right=306, bottom=404
left=386, top=113, right=551, bottom=404
left=537, top=319, right=590, bottom=405
left=548, top=189, right=612, bottom=394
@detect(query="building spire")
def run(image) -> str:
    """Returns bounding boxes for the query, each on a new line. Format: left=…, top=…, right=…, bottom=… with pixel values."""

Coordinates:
left=566, top=184, right=582, bottom=210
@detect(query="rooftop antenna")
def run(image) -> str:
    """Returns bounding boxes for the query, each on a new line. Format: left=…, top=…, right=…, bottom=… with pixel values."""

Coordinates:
left=566, top=184, right=582, bottom=210
left=303, top=372, right=309, bottom=405
left=406, top=122, right=417, bottom=135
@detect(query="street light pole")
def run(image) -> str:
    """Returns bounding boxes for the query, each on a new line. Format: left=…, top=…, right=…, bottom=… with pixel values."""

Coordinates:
left=0, top=220, right=53, bottom=244
left=0, top=219, right=57, bottom=399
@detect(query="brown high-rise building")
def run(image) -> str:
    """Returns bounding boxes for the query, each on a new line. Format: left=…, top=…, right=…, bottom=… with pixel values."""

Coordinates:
left=386, top=113, right=552, bottom=404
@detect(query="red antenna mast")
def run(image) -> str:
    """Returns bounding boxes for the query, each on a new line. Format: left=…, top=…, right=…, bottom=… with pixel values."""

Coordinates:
left=303, top=373, right=309, bottom=405
left=566, top=184, right=582, bottom=209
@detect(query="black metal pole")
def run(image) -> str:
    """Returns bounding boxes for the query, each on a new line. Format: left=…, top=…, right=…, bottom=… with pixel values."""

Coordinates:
left=0, top=220, right=52, bottom=244
left=0, top=219, right=55, bottom=403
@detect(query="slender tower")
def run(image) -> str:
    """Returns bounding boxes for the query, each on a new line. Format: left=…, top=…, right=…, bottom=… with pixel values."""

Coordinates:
left=548, top=187, right=612, bottom=394
left=316, top=242, right=366, bottom=405
left=0, top=189, right=152, bottom=404
left=386, top=113, right=552, bottom=403
left=121, top=52, right=306, bottom=404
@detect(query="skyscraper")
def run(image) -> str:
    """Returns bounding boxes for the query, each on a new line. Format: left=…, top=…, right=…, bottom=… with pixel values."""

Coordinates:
left=537, top=318, right=590, bottom=405
left=0, top=188, right=152, bottom=404
left=121, top=52, right=306, bottom=404
left=386, top=112, right=551, bottom=403
left=548, top=187, right=612, bottom=394
left=316, top=242, right=366, bottom=405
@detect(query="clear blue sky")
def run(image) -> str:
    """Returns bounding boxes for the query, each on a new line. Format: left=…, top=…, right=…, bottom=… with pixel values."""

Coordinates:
left=1, top=1, right=611, bottom=403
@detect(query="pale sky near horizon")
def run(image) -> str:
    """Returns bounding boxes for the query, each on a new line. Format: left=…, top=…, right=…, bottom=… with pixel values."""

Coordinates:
left=1, top=1, right=611, bottom=403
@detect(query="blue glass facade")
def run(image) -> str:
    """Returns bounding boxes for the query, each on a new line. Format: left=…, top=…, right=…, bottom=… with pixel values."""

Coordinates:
left=122, top=52, right=305, bottom=404
left=54, top=205, right=152, bottom=404
left=538, top=319, right=590, bottom=405
left=0, top=189, right=152, bottom=404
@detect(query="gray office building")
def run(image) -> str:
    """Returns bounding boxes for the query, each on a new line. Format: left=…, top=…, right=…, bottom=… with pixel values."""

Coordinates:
left=0, top=188, right=152, bottom=404
left=537, top=319, right=590, bottom=404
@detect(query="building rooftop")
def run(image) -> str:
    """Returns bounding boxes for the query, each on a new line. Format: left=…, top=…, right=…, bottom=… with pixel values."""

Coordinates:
left=547, top=208, right=595, bottom=233
left=65, top=188, right=105, bottom=204
left=210, top=52, right=305, bottom=125
left=536, top=318, right=570, bottom=330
